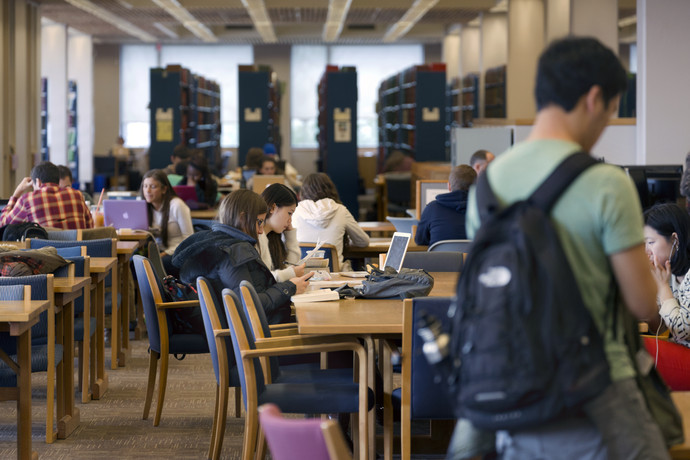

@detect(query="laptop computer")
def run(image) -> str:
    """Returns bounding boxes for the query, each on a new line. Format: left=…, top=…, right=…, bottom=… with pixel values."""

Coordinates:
left=102, top=199, right=149, bottom=230
left=173, top=185, right=197, bottom=203
left=383, top=232, right=411, bottom=272
left=252, top=175, right=286, bottom=193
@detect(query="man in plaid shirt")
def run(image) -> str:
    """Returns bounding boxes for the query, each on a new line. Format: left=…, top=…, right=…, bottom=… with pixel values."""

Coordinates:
left=0, top=161, right=93, bottom=229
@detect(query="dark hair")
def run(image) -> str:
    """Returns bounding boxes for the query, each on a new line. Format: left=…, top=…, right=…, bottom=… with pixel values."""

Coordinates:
left=188, top=153, right=216, bottom=206
left=449, top=165, right=477, bottom=192
left=469, top=149, right=491, bottom=167
left=141, top=169, right=177, bottom=247
left=261, top=183, right=298, bottom=268
left=245, top=148, right=265, bottom=170
left=300, top=173, right=341, bottom=203
left=174, top=159, right=189, bottom=176
left=217, top=189, right=267, bottom=240
left=259, top=156, right=277, bottom=174
left=172, top=143, right=191, bottom=160
left=57, top=165, right=73, bottom=182
left=644, top=203, right=690, bottom=277
left=535, top=36, right=628, bottom=112
left=31, top=161, right=60, bottom=185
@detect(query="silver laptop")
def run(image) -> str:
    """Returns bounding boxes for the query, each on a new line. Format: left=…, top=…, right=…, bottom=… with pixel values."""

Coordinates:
left=383, top=232, right=411, bottom=272
left=103, top=199, right=149, bottom=230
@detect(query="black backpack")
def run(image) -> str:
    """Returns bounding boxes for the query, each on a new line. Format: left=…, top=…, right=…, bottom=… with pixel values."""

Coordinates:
left=0, top=222, right=49, bottom=241
left=448, top=152, right=611, bottom=430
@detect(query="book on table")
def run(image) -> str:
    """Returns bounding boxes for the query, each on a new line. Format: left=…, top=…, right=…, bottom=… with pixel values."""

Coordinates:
left=291, top=289, right=340, bottom=303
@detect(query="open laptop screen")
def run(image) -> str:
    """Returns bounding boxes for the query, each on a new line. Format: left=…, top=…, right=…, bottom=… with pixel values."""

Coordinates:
left=383, top=232, right=411, bottom=272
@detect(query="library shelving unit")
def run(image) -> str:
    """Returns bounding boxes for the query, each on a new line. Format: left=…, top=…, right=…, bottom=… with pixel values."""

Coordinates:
left=40, top=78, right=48, bottom=162
left=484, top=65, right=506, bottom=118
left=67, top=80, right=78, bottom=181
left=377, top=63, right=447, bottom=165
left=461, top=73, right=479, bottom=126
left=317, top=65, right=359, bottom=218
left=149, top=65, right=221, bottom=170
left=238, top=65, right=282, bottom=166
left=619, top=73, right=636, bottom=117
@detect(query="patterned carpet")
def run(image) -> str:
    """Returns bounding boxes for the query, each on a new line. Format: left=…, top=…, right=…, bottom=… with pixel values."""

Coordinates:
left=0, top=339, right=245, bottom=459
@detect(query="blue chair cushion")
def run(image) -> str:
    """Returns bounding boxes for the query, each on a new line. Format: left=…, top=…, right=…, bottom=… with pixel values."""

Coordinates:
left=74, top=316, right=97, bottom=342
left=259, top=382, right=374, bottom=414
left=0, top=344, right=64, bottom=386
left=168, top=333, right=209, bottom=355
left=275, top=367, right=354, bottom=384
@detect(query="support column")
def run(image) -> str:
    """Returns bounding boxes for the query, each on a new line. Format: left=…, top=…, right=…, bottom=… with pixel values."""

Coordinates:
left=41, top=22, right=68, bottom=168
left=506, top=0, right=545, bottom=119
left=637, top=0, right=690, bottom=165
left=442, top=29, right=461, bottom=83
left=68, top=31, right=94, bottom=186
left=480, top=12, right=507, bottom=118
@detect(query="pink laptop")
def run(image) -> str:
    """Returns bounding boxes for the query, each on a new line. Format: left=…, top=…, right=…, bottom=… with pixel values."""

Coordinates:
left=173, top=185, right=197, bottom=203
left=102, top=199, right=149, bottom=230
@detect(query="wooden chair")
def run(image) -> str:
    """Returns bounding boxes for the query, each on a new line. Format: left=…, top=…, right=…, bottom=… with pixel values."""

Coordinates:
left=147, top=240, right=167, bottom=280
left=131, top=255, right=209, bottom=426
left=299, top=242, right=341, bottom=272
left=220, top=287, right=370, bottom=460
left=427, top=239, right=472, bottom=252
left=258, top=403, right=352, bottom=460
left=401, top=251, right=463, bottom=272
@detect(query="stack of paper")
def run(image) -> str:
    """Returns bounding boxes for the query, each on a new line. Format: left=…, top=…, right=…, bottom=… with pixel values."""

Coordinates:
left=291, top=289, right=340, bottom=303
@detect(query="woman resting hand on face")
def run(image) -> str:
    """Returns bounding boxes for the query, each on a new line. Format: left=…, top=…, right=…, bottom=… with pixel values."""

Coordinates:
left=642, top=202, right=690, bottom=391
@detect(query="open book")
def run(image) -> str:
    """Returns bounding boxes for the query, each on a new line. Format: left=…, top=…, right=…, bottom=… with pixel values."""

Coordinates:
left=291, top=289, right=340, bottom=303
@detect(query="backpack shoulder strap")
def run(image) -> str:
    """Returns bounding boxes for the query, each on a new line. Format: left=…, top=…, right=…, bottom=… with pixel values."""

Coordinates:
left=476, top=168, right=500, bottom=224
left=530, top=152, right=598, bottom=213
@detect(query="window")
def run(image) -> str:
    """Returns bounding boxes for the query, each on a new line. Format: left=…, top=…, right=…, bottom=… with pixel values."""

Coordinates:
left=120, top=44, right=253, bottom=148
left=290, top=46, right=328, bottom=148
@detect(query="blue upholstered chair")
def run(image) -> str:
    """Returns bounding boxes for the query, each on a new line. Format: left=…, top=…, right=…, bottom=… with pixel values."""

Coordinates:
left=221, top=287, right=371, bottom=460
left=0, top=274, right=59, bottom=443
left=45, top=229, right=80, bottom=241
left=386, top=216, right=419, bottom=235
left=132, top=255, right=208, bottom=427
left=258, top=403, right=352, bottom=460
left=386, top=297, right=456, bottom=458
left=402, top=251, right=464, bottom=272
left=146, top=240, right=167, bottom=280
left=427, top=239, right=472, bottom=253
left=54, top=246, right=85, bottom=258
left=298, top=243, right=340, bottom=272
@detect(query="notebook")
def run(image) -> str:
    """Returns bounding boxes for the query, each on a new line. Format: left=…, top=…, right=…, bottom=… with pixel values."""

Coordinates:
left=173, top=185, right=197, bottom=203
left=102, top=199, right=149, bottom=230
left=383, top=232, right=411, bottom=272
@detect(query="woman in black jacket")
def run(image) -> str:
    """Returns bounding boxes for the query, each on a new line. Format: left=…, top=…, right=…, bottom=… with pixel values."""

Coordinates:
left=172, top=189, right=312, bottom=324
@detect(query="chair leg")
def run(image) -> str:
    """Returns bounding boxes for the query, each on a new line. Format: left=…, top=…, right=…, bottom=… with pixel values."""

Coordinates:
left=234, top=387, right=242, bottom=418
left=214, top=384, right=229, bottom=460
left=154, top=351, right=169, bottom=426
left=77, top=341, right=84, bottom=393
left=256, top=426, right=267, bottom=460
left=208, top=385, right=219, bottom=460
left=243, top=401, right=259, bottom=460
left=143, top=349, right=158, bottom=420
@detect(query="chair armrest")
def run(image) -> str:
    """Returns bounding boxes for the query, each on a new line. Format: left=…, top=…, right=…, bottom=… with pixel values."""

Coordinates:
left=155, top=299, right=200, bottom=310
left=381, top=338, right=401, bottom=355
left=242, top=340, right=364, bottom=359
left=270, top=327, right=298, bottom=337
left=255, top=335, right=359, bottom=349
left=214, top=328, right=230, bottom=337
left=269, top=323, right=298, bottom=330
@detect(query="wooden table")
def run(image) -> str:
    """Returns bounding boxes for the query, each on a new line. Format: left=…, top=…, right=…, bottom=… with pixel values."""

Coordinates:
left=0, top=298, right=50, bottom=460
left=358, top=221, right=396, bottom=235
left=89, top=257, right=117, bottom=395
left=116, top=240, right=139, bottom=366
left=294, top=272, right=458, bottom=460
left=343, top=237, right=428, bottom=259
left=52, top=276, right=90, bottom=438
left=190, top=209, right=218, bottom=220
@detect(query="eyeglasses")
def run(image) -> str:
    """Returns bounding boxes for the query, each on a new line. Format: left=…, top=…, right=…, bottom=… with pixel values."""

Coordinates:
left=256, top=218, right=265, bottom=227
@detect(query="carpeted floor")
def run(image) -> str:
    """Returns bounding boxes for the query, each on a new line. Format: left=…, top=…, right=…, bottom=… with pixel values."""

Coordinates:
left=0, top=338, right=245, bottom=459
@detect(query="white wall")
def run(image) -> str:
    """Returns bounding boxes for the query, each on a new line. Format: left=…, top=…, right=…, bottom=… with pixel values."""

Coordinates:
left=460, top=26, right=480, bottom=75
left=545, top=0, right=570, bottom=43
left=41, top=22, right=68, bottom=168
left=571, top=0, right=618, bottom=54
left=67, top=31, right=93, bottom=186
left=443, top=33, right=461, bottom=83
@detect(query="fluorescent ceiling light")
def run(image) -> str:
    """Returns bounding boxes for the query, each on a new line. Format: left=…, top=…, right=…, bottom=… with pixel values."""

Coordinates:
left=618, top=15, right=637, bottom=28
left=151, top=0, right=217, bottom=43
left=65, top=0, right=157, bottom=42
left=153, top=22, right=179, bottom=39
left=467, top=16, right=481, bottom=27
left=383, top=0, right=439, bottom=43
left=241, top=0, right=277, bottom=43
left=489, top=0, right=507, bottom=13
left=323, top=0, right=352, bottom=42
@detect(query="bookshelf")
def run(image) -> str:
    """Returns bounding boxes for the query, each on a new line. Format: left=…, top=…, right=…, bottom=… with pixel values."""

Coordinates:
left=238, top=65, right=282, bottom=166
left=40, top=78, right=48, bottom=162
left=484, top=65, right=506, bottom=118
left=377, top=64, right=447, bottom=165
left=317, top=65, right=359, bottom=218
left=149, top=65, right=221, bottom=170
left=461, top=73, right=479, bottom=127
left=67, top=80, right=78, bottom=182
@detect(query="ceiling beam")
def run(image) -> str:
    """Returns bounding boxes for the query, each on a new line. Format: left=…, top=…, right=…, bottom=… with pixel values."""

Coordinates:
left=323, top=0, right=352, bottom=42
left=241, top=0, right=278, bottom=43
left=382, top=0, right=439, bottom=43
left=151, top=0, right=217, bottom=43
left=64, top=0, right=157, bottom=42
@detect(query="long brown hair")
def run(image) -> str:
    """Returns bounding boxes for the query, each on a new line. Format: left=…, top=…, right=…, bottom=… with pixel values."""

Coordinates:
left=300, top=173, right=341, bottom=203
left=141, top=169, right=177, bottom=247
left=261, top=183, right=297, bottom=268
left=217, top=189, right=267, bottom=240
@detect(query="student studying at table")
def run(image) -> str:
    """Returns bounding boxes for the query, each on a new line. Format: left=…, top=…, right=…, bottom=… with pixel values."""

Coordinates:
left=643, top=202, right=690, bottom=391
left=185, top=153, right=218, bottom=209
left=258, top=183, right=305, bottom=282
left=292, top=173, right=369, bottom=272
left=141, top=169, right=194, bottom=277
left=173, top=189, right=312, bottom=325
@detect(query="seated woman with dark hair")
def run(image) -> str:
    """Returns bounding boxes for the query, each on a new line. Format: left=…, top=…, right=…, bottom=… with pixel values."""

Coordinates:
left=643, top=202, right=690, bottom=390
left=172, top=189, right=312, bottom=324
left=185, top=153, right=218, bottom=209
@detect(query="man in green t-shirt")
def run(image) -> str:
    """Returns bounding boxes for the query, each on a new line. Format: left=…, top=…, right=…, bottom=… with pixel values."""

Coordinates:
left=454, top=37, right=667, bottom=459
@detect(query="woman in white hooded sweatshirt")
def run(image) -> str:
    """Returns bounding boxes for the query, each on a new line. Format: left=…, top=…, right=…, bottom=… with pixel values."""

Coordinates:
left=292, top=173, right=370, bottom=271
